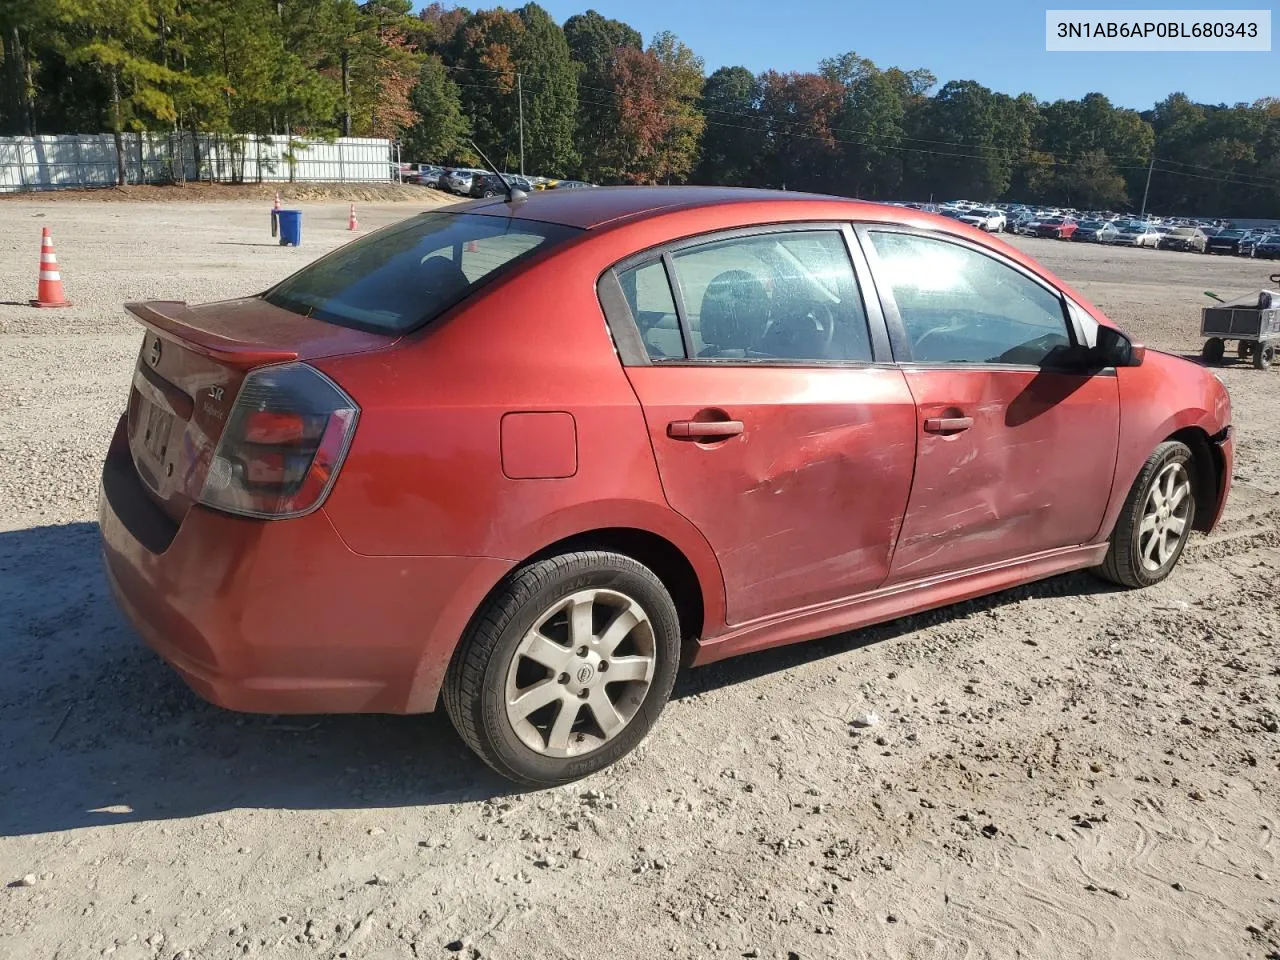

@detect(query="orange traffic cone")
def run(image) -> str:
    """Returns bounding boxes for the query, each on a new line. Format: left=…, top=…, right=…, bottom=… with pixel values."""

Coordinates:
left=31, top=228, right=71, bottom=308
left=347, top=202, right=358, bottom=231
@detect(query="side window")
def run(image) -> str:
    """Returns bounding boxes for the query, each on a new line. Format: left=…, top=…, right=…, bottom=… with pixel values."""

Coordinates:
left=668, top=231, right=873, bottom=363
left=617, top=260, right=684, bottom=360
left=867, top=231, right=1071, bottom=366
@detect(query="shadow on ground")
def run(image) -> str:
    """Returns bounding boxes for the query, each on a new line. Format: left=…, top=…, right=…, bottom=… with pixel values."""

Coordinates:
left=0, top=520, right=1114, bottom=838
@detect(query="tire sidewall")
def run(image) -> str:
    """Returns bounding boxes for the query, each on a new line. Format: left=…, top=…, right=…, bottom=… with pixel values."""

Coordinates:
left=1124, top=443, right=1195, bottom=587
left=477, top=559, right=681, bottom=784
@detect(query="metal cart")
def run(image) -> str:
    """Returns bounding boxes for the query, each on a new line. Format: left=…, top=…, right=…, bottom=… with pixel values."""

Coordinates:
left=1201, top=274, right=1280, bottom=370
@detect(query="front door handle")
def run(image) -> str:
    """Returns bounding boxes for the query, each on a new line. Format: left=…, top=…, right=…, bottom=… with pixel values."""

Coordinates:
left=668, top=419, right=744, bottom=440
left=923, top=416, right=974, bottom=434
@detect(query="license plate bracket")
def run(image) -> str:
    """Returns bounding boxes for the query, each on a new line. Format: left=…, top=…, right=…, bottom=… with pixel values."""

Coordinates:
left=142, top=401, right=174, bottom=463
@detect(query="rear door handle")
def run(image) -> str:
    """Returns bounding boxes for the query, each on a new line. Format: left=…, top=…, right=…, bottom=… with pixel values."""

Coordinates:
left=668, top=419, right=744, bottom=440
left=923, top=416, right=974, bottom=434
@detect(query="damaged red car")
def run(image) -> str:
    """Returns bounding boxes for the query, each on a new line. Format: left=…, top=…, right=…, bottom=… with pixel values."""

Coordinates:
left=100, top=187, right=1232, bottom=785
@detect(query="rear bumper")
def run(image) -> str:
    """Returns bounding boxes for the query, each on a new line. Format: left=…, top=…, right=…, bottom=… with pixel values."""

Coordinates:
left=99, top=416, right=513, bottom=714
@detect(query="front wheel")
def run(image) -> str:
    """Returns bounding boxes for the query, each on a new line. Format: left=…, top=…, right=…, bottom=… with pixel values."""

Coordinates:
left=1094, top=441, right=1196, bottom=588
left=1256, top=342, right=1276, bottom=370
left=1202, top=337, right=1225, bottom=363
left=443, top=551, right=681, bottom=786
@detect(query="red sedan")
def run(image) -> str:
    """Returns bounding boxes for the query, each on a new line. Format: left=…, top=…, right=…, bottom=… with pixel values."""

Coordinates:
left=100, top=188, right=1232, bottom=785
left=1034, top=216, right=1079, bottom=240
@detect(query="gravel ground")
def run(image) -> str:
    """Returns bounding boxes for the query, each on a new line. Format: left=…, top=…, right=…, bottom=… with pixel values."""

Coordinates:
left=1, top=202, right=1277, bottom=960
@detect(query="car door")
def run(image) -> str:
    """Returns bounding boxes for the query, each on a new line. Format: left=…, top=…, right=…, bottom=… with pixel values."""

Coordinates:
left=857, top=226, right=1120, bottom=584
left=601, top=225, right=917, bottom=626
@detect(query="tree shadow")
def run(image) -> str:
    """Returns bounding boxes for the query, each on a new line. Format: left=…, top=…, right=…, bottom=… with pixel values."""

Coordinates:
left=0, top=520, right=1117, bottom=838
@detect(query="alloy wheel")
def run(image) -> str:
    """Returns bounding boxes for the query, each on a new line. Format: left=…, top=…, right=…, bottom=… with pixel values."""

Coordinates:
left=504, top=589, right=657, bottom=758
left=1139, top=461, right=1193, bottom=572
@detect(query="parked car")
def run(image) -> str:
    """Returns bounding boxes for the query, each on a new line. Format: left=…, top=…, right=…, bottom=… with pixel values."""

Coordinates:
left=1110, top=221, right=1161, bottom=247
left=1252, top=234, right=1280, bottom=259
left=957, top=208, right=1006, bottom=232
left=416, top=164, right=446, bottom=188
left=1034, top=216, right=1078, bottom=240
left=1072, top=220, right=1116, bottom=243
left=1239, top=231, right=1266, bottom=257
left=99, top=188, right=1233, bottom=785
left=1207, top=228, right=1249, bottom=255
left=469, top=173, right=533, bottom=198
left=442, top=168, right=487, bottom=195
left=1159, top=226, right=1209, bottom=253
left=551, top=180, right=596, bottom=190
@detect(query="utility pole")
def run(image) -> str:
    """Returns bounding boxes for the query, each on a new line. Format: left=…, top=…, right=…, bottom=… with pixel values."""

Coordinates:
left=1140, top=155, right=1155, bottom=217
left=517, top=73, right=525, bottom=176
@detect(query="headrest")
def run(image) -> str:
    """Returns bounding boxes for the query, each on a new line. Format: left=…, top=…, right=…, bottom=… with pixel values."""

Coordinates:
left=699, top=270, right=768, bottom=349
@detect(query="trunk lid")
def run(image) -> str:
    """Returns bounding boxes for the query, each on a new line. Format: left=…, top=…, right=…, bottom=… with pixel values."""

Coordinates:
left=122, top=297, right=393, bottom=523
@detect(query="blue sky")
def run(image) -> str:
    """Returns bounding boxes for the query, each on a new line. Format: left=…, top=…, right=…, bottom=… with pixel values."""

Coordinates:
left=513, top=0, right=1277, bottom=109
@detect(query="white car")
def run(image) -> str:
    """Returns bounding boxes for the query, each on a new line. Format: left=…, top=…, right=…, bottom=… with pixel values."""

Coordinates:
left=958, top=208, right=1006, bottom=232
left=1110, top=222, right=1161, bottom=247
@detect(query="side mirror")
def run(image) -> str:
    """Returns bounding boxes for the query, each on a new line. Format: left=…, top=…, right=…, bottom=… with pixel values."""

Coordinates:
left=1096, top=326, right=1144, bottom=367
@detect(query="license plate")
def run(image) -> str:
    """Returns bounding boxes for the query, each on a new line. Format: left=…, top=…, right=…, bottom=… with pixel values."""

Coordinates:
left=142, top=401, right=173, bottom=461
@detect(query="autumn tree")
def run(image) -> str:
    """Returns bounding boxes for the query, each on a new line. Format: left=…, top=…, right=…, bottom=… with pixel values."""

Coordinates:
left=564, top=8, right=641, bottom=180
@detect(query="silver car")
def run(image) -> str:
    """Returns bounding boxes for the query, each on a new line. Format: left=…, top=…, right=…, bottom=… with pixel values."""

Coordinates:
left=442, top=168, right=486, bottom=195
left=1110, top=222, right=1161, bottom=247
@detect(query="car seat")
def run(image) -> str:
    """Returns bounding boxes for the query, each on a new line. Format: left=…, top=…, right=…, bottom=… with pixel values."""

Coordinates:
left=698, top=270, right=770, bottom=358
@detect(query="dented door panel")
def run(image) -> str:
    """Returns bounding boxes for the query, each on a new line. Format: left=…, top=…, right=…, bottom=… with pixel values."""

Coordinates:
left=625, top=365, right=917, bottom=625
left=888, top=366, right=1120, bottom=582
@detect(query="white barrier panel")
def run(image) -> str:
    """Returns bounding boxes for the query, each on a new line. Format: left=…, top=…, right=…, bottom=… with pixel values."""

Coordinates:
left=0, top=134, right=395, bottom=192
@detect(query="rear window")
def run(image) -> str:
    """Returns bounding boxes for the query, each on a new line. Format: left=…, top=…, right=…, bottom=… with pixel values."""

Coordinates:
left=263, top=212, right=580, bottom=333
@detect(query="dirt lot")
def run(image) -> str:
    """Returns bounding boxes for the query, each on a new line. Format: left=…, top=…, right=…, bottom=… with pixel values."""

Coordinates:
left=1, top=200, right=1277, bottom=960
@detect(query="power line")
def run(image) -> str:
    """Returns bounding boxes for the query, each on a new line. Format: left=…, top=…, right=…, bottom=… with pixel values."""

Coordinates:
left=445, top=73, right=1280, bottom=190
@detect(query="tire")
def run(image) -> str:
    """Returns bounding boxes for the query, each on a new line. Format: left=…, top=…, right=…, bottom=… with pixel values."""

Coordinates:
left=482, top=189, right=497, bottom=198
left=1256, top=343, right=1275, bottom=371
left=1202, top=337, right=1225, bottom=363
left=1238, top=340, right=1253, bottom=360
left=1094, top=441, right=1196, bottom=588
left=443, top=551, right=681, bottom=786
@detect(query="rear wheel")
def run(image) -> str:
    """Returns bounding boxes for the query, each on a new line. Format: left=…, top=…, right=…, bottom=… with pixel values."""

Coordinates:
left=443, top=551, right=681, bottom=786
left=1256, top=342, right=1276, bottom=370
left=1094, top=441, right=1196, bottom=588
left=1202, top=337, right=1225, bottom=363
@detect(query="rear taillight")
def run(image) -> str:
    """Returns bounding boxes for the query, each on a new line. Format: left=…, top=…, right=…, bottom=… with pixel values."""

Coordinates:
left=200, top=363, right=358, bottom=519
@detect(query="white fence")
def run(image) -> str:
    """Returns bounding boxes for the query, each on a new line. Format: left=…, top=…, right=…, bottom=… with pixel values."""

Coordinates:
left=0, top=133, right=395, bottom=192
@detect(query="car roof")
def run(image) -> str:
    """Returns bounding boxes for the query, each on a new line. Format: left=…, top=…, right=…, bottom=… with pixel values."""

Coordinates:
left=462, top=185, right=864, bottom=230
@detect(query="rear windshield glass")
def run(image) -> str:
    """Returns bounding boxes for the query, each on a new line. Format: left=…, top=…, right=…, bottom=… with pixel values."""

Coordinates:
left=263, top=212, right=580, bottom=333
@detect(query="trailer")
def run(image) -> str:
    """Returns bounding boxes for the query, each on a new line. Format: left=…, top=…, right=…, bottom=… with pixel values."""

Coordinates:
left=1201, top=277, right=1280, bottom=370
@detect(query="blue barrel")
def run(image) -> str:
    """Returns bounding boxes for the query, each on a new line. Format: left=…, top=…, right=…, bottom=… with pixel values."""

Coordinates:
left=276, top=209, right=302, bottom=246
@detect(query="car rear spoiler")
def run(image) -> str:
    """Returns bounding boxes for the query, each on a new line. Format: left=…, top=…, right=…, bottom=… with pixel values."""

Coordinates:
left=125, top=300, right=300, bottom=368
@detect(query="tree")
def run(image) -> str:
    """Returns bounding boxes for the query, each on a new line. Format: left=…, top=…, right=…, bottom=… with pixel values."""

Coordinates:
left=647, top=31, right=703, bottom=182
left=905, top=80, right=1012, bottom=200
left=514, top=3, right=576, bottom=175
left=564, top=8, right=641, bottom=180
left=51, top=0, right=181, bottom=184
left=756, top=70, right=843, bottom=191
left=695, top=65, right=760, bottom=185
left=404, top=53, right=469, bottom=161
